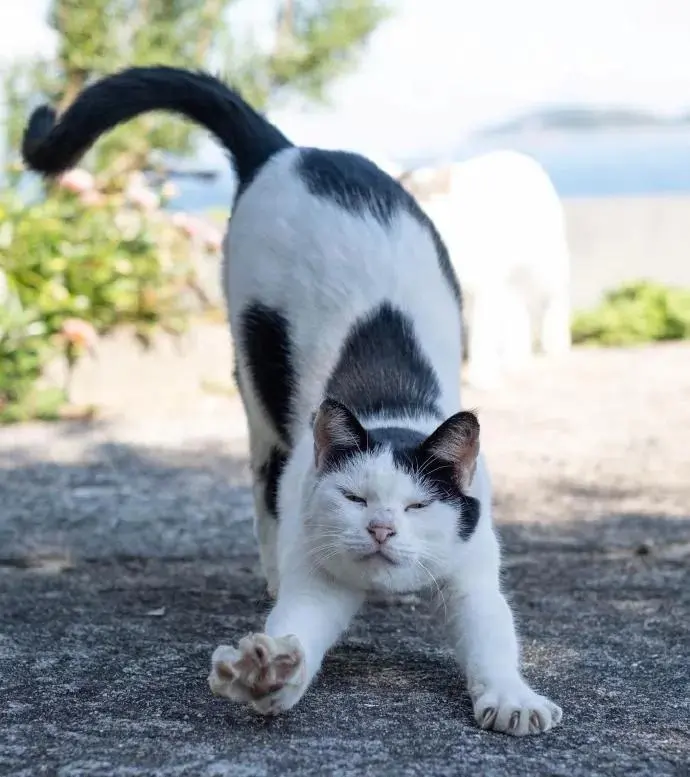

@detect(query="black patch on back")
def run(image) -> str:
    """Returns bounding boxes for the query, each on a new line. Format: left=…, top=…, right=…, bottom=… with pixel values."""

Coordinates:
left=325, top=302, right=442, bottom=422
left=238, top=302, right=294, bottom=445
left=259, top=447, right=288, bottom=518
left=320, top=422, right=480, bottom=540
left=298, top=148, right=407, bottom=226
left=296, top=148, right=462, bottom=304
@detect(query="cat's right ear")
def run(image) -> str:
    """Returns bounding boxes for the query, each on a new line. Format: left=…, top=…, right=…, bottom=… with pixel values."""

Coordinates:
left=312, top=398, right=367, bottom=470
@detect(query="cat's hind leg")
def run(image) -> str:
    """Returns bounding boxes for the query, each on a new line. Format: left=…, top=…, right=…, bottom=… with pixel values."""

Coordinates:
left=465, top=288, right=505, bottom=389
left=498, top=289, right=533, bottom=373
left=540, top=286, right=571, bottom=357
left=249, top=439, right=287, bottom=598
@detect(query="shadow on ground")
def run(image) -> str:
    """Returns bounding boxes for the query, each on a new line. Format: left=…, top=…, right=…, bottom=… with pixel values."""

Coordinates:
left=1, top=435, right=688, bottom=777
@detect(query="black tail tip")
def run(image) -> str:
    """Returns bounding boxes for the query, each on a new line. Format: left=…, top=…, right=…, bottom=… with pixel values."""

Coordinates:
left=21, top=104, right=58, bottom=172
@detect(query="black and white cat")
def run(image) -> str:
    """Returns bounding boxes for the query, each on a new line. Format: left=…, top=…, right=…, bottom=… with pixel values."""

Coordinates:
left=22, top=67, right=562, bottom=736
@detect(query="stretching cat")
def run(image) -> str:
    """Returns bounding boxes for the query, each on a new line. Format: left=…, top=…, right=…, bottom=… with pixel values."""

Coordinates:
left=22, top=67, right=562, bottom=736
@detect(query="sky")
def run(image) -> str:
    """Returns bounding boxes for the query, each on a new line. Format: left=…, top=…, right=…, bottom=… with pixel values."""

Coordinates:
left=2, top=0, right=690, bottom=164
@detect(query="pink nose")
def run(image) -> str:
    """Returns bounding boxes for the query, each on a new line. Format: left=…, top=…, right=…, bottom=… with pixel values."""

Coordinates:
left=367, top=523, right=396, bottom=545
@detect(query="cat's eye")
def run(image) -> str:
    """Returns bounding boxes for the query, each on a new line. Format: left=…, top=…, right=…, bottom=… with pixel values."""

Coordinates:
left=343, top=492, right=367, bottom=506
left=405, top=501, right=430, bottom=511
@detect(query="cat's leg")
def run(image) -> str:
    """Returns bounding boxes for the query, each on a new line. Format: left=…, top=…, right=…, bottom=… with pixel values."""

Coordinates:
left=209, top=573, right=364, bottom=715
left=248, top=437, right=286, bottom=598
left=235, top=361, right=286, bottom=598
left=465, top=288, right=504, bottom=389
left=499, top=289, right=533, bottom=372
left=448, top=502, right=562, bottom=735
left=540, top=286, right=571, bottom=356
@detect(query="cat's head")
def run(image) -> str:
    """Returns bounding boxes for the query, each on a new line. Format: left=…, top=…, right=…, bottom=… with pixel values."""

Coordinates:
left=305, top=398, right=481, bottom=594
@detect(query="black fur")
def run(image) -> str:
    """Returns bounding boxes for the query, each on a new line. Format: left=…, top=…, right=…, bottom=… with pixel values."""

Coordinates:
left=392, top=444, right=481, bottom=540
left=238, top=302, right=295, bottom=445
left=320, top=415, right=480, bottom=540
left=260, top=448, right=288, bottom=518
left=297, top=148, right=462, bottom=304
left=21, top=66, right=291, bottom=188
left=367, top=426, right=426, bottom=449
left=325, top=302, right=442, bottom=422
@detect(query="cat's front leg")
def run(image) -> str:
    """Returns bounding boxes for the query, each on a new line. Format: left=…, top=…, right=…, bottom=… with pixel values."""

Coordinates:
left=209, top=574, right=363, bottom=715
left=449, top=546, right=563, bottom=736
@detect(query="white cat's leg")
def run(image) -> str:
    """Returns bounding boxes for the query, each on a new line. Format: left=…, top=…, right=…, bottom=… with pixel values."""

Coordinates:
left=253, top=497, right=279, bottom=597
left=209, top=573, right=363, bottom=715
left=248, top=438, right=286, bottom=598
left=465, top=289, right=503, bottom=389
left=540, top=287, right=571, bottom=356
left=449, top=520, right=562, bottom=735
left=499, top=289, right=533, bottom=372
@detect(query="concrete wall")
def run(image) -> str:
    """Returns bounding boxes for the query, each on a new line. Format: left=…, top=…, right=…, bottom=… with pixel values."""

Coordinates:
left=563, top=196, right=690, bottom=310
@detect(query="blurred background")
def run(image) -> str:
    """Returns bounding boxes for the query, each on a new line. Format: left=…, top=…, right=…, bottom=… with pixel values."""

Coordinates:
left=1, top=0, right=690, bottom=422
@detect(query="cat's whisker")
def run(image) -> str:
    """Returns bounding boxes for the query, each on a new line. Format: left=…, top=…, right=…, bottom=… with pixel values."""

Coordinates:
left=415, top=558, right=447, bottom=622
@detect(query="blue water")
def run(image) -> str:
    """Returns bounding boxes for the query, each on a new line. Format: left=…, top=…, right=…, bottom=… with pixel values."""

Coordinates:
left=173, top=129, right=690, bottom=213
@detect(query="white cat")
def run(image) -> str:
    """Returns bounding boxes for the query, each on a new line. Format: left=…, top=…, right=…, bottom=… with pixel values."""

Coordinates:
left=22, top=66, right=563, bottom=736
left=399, top=151, right=572, bottom=389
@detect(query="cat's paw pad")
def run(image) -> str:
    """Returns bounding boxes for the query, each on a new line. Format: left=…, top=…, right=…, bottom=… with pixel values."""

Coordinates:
left=208, top=633, right=305, bottom=715
left=473, top=681, right=562, bottom=736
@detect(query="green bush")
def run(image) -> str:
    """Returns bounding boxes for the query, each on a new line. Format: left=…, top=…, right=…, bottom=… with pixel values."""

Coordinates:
left=0, top=174, right=220, bottom=423
left=572, top=280, right=690, bottom=346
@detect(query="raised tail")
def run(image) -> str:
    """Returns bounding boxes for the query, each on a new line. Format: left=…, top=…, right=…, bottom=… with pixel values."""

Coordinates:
left=21, top=66, right=292, bottom=186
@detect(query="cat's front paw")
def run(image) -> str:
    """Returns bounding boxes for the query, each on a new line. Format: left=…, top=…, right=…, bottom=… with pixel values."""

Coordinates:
left=208, top=633, right=306, bottom=716
left=472, top=680, right=562, bottom=736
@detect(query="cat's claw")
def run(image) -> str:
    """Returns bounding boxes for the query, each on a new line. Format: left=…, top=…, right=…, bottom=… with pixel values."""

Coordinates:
left=208, top=633, right=306, bottom=715
left=472, top=680, right=562, bottom=736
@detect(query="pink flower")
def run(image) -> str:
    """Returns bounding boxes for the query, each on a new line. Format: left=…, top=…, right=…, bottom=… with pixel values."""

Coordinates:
left=124, top=172, right=159, bottom=211
left=171, top=212, right=201, bottom=239
left=129, top=186, right=158, bottom=210
left=60, top=318, right=98, bottom=349
left=202, top=225, right=223, bottom=252
left=79, top=190, right=106, bottom=207
left=57, top=168, right=95, bottom=194
left=171, top=212, right=189, bottom=229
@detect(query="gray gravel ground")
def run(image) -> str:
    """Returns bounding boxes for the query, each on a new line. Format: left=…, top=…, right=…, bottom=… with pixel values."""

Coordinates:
left=1, top=344, right=689, bottom=777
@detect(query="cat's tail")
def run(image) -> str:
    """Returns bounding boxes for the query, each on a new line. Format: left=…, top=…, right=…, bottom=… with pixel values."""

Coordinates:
left=22, top=66, right=292, bottom=187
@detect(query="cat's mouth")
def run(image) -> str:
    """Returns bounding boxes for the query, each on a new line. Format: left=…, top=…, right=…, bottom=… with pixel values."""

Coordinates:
left=358, top=549, right=399, bottom=566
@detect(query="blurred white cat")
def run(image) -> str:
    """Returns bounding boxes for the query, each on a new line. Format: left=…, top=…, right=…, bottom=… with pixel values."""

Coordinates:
left=400, top=151, right=572, bottom=389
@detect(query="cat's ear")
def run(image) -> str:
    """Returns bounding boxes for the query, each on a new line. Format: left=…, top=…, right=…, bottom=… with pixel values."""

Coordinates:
left=421, top=411, right=480, bottom=489
left=312, top=398, right=367, bottom=470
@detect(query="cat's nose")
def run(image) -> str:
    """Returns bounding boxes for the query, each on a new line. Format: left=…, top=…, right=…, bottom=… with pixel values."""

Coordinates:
left=367, top=521, right=396, bottom=545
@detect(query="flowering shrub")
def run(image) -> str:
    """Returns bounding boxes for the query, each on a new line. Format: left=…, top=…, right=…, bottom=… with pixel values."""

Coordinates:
left=0, top=170, right=223, bottom=422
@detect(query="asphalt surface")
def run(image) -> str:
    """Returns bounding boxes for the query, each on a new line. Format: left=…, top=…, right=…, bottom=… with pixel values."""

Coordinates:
left=1, top=344, right=689, bottom=776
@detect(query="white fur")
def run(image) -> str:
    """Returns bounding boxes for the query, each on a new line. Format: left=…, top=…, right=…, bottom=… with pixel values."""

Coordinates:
left=209, top=148, right=562, bottom=734
left=402, top=150, right=572, bottom=389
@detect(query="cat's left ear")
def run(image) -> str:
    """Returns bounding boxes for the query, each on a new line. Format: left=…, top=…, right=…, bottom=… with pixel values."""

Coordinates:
left=312, top=398, right=367, bottom=470
left=421, top=411, right=480, bottom=489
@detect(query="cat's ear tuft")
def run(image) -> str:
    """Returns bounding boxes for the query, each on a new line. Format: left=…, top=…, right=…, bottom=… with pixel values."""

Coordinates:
left=422, top=411, right=480, bottom=489
left=313, top=398, right=367, bottom=470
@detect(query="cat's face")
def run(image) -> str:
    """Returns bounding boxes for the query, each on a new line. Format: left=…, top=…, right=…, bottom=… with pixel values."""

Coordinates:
left=306, top=400, right=480, bottom=594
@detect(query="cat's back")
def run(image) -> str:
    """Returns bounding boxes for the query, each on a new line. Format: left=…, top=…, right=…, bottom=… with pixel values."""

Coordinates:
left=225, top=147, right=463, bottom=427
left=226, top=146, right=459, bottom=306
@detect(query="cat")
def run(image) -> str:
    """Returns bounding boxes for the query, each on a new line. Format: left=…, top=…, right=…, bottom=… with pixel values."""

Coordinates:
left=22, top=66, right=562, bottom=736
left=398, top=151, right=572, bottom=389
